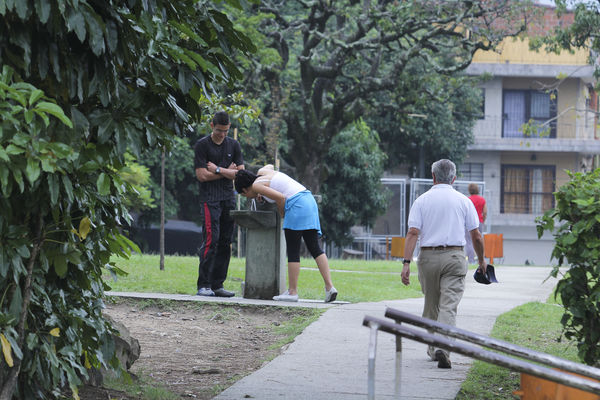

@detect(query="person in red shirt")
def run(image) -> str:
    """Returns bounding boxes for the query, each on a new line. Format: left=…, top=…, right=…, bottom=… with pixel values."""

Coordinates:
left=466, top=183, right=487, bottom=263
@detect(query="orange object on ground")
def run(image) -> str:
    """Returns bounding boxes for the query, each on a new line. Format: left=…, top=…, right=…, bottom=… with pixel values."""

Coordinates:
left=386, top=237, right=405, bottom=260
left=514, top=372, right=600, bottom=400
left=483, top=233, right=503, bottom=264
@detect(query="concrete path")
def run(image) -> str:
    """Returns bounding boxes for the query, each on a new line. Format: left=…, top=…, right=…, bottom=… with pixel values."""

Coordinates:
left=213, top=266, right=558, bottom=400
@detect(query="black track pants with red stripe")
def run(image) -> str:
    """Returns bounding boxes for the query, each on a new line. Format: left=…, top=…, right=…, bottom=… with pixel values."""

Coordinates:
left=197, top=199, right=235, bottom=290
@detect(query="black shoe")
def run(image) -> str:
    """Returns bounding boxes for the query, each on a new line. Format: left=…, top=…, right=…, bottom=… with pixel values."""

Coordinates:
left=213, top=288, right=235, bottom=297
left=435, top=350, right=451, bottom=369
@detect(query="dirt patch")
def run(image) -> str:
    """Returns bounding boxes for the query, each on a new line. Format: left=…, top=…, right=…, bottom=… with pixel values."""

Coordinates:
left=79, top=298, right=320, bottom=399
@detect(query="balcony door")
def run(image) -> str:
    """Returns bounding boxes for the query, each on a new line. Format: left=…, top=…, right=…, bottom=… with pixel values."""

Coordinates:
left=502, top=90, right=557, bottom=138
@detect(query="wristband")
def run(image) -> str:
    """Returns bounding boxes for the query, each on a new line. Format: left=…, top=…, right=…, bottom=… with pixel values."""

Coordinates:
left=403, top=259, right=411, bottom=264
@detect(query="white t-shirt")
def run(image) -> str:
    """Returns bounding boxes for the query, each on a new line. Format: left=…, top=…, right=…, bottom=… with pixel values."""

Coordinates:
left=407, top=184, right=479, bottom=247
left=260, top=172, right=306, bottom=203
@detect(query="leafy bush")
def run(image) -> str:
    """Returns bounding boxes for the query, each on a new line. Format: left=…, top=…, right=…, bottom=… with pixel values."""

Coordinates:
left=0, top=0, right=255, bottom=398
left=536, top=168, right=600, bottom=366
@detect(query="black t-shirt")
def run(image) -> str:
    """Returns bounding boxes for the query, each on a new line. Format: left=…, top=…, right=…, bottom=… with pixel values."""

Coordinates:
left=194, top=135, right=244, bottom=202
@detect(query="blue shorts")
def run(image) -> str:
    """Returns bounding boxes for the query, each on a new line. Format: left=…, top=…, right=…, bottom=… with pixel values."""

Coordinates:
left=282, top=191, right=322, bottom=236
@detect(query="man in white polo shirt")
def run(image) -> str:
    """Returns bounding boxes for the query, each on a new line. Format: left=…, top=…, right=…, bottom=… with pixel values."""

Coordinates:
left=401, top=159, right=485, bottom=369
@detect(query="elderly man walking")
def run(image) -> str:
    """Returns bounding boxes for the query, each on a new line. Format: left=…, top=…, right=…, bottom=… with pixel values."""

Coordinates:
left=401, top=159, right=485, bottom=369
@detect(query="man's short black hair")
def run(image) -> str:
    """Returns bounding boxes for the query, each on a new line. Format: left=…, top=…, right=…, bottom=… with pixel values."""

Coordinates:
left=234, top=169, right=257, bottom=194
left=212, top=111, right=230, bottom=126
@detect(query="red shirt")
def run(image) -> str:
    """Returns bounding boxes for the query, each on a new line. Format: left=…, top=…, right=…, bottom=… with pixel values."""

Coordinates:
left=469, top=195, right=486, bottom=223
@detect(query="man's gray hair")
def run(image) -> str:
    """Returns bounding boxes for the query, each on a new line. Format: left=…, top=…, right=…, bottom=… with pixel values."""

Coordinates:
left=431, top=159, right=456, bottom=184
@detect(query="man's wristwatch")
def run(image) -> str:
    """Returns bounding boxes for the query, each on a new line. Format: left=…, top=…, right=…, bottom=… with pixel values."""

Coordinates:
left=403, top=259, right=411, bottom=265
left=215, top=167, right=221, bottom=174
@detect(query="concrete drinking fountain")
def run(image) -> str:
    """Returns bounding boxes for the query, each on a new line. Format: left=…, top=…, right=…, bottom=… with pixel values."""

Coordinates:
left=231, top=200, right=286, bottom=299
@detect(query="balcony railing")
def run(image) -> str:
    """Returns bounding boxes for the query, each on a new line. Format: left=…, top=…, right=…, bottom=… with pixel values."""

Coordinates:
left=472, top=115, right=597, bottom=141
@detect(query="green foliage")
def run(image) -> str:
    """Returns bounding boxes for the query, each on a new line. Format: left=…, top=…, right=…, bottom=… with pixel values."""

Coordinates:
left=536, top=168, right=600, bottom=366
left=321, top=119, right=388, bottom=246
left=369, top=65, right=484, bottom=173
left=0, top=0, right=255, bottom=398
left=530, top=0, right=600, bottom=83
left=120, top=154, right=156, bottom=212
left=0, top=65, right=133, bottom=398
left=134, top=94, right=261, bottom=227
left=520, top=118, right=552, bottom=139
left=230, top=0, right=530, bottom=191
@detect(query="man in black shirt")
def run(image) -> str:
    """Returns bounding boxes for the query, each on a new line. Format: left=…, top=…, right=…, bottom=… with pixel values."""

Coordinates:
left=194, top=111, right=244, bottom=297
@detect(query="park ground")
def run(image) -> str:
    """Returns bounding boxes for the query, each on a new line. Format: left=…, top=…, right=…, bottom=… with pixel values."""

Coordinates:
left=79, top=297, right=319, bottom=400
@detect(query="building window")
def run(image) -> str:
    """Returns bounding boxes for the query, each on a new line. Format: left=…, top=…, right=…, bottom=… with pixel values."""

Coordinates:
left=501, top=165, right=555, bottom=214
left=502, top=90, right=557, bottom=138
left=458, top=162, right=484, bottom=181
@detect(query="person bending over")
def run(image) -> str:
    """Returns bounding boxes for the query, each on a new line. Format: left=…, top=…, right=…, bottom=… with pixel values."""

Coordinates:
left=234, top=165, right=338, bottom=303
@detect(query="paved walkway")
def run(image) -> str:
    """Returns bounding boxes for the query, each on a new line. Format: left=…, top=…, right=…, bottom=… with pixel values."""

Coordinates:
left=212, top=266, right=558, bottom=400
left=108, top=266, right=558, bottom=399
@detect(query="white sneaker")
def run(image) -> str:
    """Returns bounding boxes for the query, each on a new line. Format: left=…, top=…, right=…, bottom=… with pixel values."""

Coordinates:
left=273, top=290, right=299, bottom=302
left=325, top=286, right=338, bottom=303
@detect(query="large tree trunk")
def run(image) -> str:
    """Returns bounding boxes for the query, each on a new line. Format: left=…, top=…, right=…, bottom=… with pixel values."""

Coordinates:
left=266, top=74, right=282, bottom=165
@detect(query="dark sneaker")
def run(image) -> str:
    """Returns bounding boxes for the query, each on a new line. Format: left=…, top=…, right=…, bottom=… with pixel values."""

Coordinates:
left=213, top=288, right=235, bottom=297
left=197, top=287, right=215, bottom=296
left=435, top=350, right=451, bottom=369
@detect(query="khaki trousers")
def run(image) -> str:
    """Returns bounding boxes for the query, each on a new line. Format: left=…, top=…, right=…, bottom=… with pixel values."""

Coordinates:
left=417, top=248, right=467, bottom=357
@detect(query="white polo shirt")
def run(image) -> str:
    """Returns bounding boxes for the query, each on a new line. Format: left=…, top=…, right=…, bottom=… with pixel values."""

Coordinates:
left=407, top=184, right=479, bottom=247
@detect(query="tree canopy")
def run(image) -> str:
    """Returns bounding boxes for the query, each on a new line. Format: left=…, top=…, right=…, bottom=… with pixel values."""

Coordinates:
left=235, top=0, right=530, bottom=193
left=0, top=0, right=254, bottom=398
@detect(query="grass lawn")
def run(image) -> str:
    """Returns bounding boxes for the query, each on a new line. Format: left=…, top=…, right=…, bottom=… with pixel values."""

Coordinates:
left=456, top=299, right=579, bottom=400
left=106, top=254, right=424, bottom=303
left=105, top=255, right=587, bottom=400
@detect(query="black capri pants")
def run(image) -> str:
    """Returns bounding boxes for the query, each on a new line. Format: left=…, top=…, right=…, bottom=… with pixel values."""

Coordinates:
left=284, top=229, right=324, bottom=263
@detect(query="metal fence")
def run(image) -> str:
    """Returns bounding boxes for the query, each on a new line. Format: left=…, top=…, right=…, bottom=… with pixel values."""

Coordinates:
left=363, top=307, right=600, bottom=399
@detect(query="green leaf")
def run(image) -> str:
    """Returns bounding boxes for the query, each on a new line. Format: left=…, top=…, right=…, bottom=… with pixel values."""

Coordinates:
left=28, top=89, right=44, bottom=106
left=79, top=217, right=91, bottom=240
left=83, top=8, right=105, bottom=56
left=12, top=168, right=24, bottom=193
left=54, top=255, right=68, bottom=277
left=8, top=286, right=22, bottom=320
left=170, top=21, right=208, bottom=46
left=97, top=117, right=115, bottom=143
left=66, top=8, right=86, bottom=42
left=24, top=109, right=34, bottom=124
left=62, top=175, right=73, bottom=201
left=97, top=173, right=110, bottom=195
left=33, top=109, right=50, bottom=127
left=15, top=245, right=29, bottom=258
left=34, top=101, right=73, bottom=128
left=25, top=158, right=41, bottom=185
left=14, top=0, right=26, bottom=18
left=105, top=20, right=118, bottom=52
left=5, top=145, right=25, bottom=155
left=1, top=333, right=13, bottom=368
left=34, top=0, right=51, bottom=23
left=0, top=166, right=9, bottom=196
left=0, top=147, right=9, bottom=162
left=40, top=156, right=56, bottom=173
left=47, top=174, right=59, bottom=205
